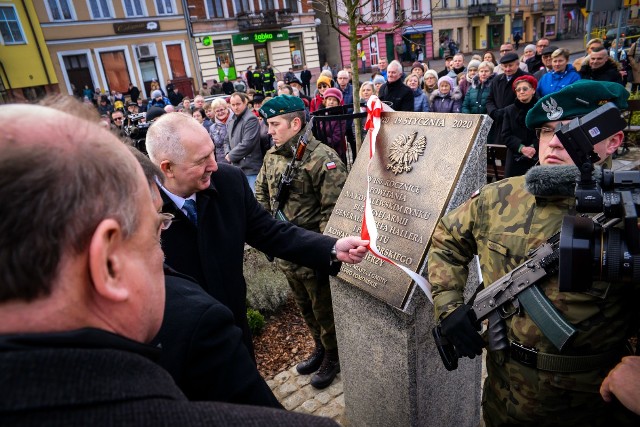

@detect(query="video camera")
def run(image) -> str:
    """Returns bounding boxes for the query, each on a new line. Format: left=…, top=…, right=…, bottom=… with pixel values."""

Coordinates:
left=123, top=112, right=150, bottom=154
left=555, top=102, right=640, bottom=291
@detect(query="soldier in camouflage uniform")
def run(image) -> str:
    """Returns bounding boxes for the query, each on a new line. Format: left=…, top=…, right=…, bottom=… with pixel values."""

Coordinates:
left=428, top=81, right=640, bottom=426
left=256, top=95, right=347, bottom=389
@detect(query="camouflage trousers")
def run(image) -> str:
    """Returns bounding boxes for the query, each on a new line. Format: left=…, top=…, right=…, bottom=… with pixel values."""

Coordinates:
left=482, top=350, right=640, bottom=426
left=277, top=260, right=337, bottom=350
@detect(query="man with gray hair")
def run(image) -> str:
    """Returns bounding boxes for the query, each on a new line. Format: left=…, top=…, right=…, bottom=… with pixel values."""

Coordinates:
left=145, top=112, right=369, bottom=358
left=0, top=103, right=336, bottom=426
left=377, top=60, right=414, bottom=111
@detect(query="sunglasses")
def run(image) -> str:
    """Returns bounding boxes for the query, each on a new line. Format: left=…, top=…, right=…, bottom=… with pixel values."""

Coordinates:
left=318, top=83, right=329, bottom=88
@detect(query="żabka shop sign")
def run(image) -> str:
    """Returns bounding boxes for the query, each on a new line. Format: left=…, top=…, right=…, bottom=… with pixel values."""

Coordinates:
left=232, top=30, right=289, bottom=45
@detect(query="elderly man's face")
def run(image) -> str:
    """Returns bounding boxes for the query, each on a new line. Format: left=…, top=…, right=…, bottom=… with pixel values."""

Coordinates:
left=168, top=122, right=218, bottom=197
left=387, top=65, right=401, bottom=83
left=194, top=97, right=205, bottom=108
left=502, top=60, right=519, bottom=76
left=542, top=53, right=553, bottom=68
left=337, top=73, right=349, bottom=88
left=589, top=50, right=608, bottom=70
left=536, top=39, right=549, bottom=54
left=499, top=44, right=514, bottom=57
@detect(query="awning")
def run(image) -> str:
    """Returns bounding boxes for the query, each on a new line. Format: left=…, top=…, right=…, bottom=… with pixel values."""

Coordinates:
left=403, top=24, right=433, bottom=35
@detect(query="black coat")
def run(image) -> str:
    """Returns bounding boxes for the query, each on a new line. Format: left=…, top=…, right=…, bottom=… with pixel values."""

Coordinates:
left=301, top=69, right=312, bottom=84
left=152, top=268, right=282, bottom=407
left=159, top=164, right=336, bottom=356
left=0, top=329, right=337, bottom=427
left=168, top=90, right=184, bottom=107
left=378, top=78, right=415, bottom=112
left=501, top=97, right=539, bottom=177
left=485, top=68, right=528, bottom=145
left=579, top=59, right=623, bottom=84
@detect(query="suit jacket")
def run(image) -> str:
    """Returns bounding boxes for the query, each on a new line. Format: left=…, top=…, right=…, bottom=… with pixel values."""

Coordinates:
left=485, top=68, right=528, bottom=145
left=159, top=164, right=337, bottom=355
left=152, top=268, right=282, bottom=407
left=0, top=329, right=337, bottom=426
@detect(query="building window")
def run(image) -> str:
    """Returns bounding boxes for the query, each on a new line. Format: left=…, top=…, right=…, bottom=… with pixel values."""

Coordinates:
left=283, top=0, right=298, bottom=13
left=234, top=0, right=251, bottom=14
left=442, top=0, right=448, bottom=8
left=0, top=6, right=25, bottom=45
left=372, top=0, right=381, bottom=14
left=456, top=0, right=461, bottom=7
left=155, top=0, right=175, bottom=15
left=289, top=34, right=304, bottom=70
left=46, top=0, right=75, bottom=21
left=411, top=0, right=420, bottom=12
left=88, top=0, right=112, bottom=19
left=123, top=0, right=146, bottom=17
left=206, top=0, right=224, bottom=18
left=99, top=50, right=131, bottom=93
left=261, top=0, right=275, bottom=9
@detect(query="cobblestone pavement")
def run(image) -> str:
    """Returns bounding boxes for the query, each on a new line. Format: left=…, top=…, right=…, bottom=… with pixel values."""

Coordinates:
left=267, top=366, right=346, bottom=425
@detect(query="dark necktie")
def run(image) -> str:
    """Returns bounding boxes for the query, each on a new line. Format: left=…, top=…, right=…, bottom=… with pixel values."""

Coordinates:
left=183, top=199, right=197, bottom=226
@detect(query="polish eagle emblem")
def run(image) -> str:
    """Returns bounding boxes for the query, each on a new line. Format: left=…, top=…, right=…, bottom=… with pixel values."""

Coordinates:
left=386, top=131, right=427, bottom=175
left=541, top=97, right=563, bottom=121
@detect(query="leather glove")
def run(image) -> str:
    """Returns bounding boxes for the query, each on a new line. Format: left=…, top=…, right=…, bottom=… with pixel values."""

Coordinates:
left=440, top=305, right=484, bottom=359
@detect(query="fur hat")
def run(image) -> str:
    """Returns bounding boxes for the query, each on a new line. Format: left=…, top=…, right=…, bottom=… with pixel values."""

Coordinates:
left=316, top=75, right=333, bottom=88
left=323, top=87, right=343, bottom=103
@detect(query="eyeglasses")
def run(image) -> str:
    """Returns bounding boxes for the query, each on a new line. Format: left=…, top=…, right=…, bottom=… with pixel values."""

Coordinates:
left=318, top=83, right=330, bottom=88
left=215, top=108, right=227, bottom=113
left=500, top=49, right=512, bottom=53
left=159, top=212, right=174, bottom=231
left=515, top=86, right=532, bottom=93
left=535, top=127, right=555, bottom=140
left=113, top=117, right=123, bottom=121
left=537, top=43, right=549, bottom=48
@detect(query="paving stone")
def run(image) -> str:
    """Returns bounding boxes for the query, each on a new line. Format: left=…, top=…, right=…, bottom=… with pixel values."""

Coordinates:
left=298, top=398, right=321, bottom=414
left=296, top=375, right=311, bottom=387
left=335, top=393, right=345, bottom=407
left=266, top=379, right=277, bottom=390
left=314, top=391, right=331, bottom=405
left=325, top=380, right=343, bottom=397
left=288, top=365, right=299, bottom=375
left=273, top=370, right=291, bottom=385
left=315, top=401, right=343, bottom=419
left=274, top=381, right=297, bottom=400
left=281, top=385, right=316, bottom=411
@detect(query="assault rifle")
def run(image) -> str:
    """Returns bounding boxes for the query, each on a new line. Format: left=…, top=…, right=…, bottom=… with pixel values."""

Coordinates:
left=271, top=116, right=315, bottom=222
left=432, top=232, right=578, bottom=371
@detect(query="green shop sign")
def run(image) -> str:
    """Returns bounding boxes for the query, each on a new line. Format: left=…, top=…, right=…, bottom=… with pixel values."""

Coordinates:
left=232, top=30, right=288, bottom=45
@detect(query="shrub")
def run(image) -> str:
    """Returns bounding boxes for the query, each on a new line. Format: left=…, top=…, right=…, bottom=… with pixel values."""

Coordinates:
left=244, top=246, right=291, bottom=314
left=247, top=308, right=266, bottom=336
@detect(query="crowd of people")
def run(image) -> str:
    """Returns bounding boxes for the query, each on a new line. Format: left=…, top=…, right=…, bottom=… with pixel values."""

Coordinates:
left=6, top=36, right=640, bottom=426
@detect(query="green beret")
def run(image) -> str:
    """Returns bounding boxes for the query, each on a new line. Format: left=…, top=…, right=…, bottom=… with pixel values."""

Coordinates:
left=259, top=94, right=305, bottom=119
left=525, top=80, right=629, bottom=129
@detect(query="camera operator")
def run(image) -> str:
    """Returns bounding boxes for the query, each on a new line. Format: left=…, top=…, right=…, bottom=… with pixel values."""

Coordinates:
left=428, top=80, right=639, bottom=426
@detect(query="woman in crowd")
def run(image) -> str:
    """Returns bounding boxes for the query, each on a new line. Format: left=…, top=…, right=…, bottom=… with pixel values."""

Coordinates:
left=501, top=75, right=539, bottom=177
left=429, top=76, right=462, bottom=113
left=372, top=75, right=385, bottom=94
left=521, top=44, right=536, bottom=72
left=208, top=98, right=231, bottom=164
left=537, top=48, right=580, bottom=97
left=405, top=74, right=429, bottom=112
left=316, top=87, right=347, bottom=164
left=458, top=59, right=481, bottom=98
left=483, top=51, right=498, bottom=66
left=423, top=69, right=439, bottom=97
left=359, top=81, right=375, bottom=106
left=310, top=75, right=332, bottom=113
left=193, top=107, right=212, bottom=133
left=462, top=61, right=494, bottom=114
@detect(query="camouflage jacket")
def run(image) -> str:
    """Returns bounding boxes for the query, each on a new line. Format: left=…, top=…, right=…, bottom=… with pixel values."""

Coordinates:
left=255, top=133, right=346, bottom=234
left=428, top=174, right=637, bottom=356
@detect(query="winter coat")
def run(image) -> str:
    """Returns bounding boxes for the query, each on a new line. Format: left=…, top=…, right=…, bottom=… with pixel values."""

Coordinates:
left=628, top=42, right=640, bottom=84
left=224, top=108, right=263, bottom=175
left=578, top=58, right=623, bottom=84
left=378, top=78, right=414, bottom=112
left=501, top=97, right=539, bottom=178
left=310, top=93, right=324, bottom=113
left=429, top=87, right=462, bottom=113
left=413, top=87, right=430, bottom=112
left=536, top=64, right=581, bottom=97
left=461, top=74, right=494, bottom=114
left=210, top=118, right=230, bottom=164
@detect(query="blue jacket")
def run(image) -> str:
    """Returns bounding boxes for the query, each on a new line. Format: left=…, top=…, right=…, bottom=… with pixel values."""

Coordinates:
left=413, top=88, right=429, bottom=112
left=536, top=64, right=581, bottom=97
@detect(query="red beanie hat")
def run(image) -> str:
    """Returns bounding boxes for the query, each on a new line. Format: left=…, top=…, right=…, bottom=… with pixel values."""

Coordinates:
left=512, top=75, right=538, bottom=92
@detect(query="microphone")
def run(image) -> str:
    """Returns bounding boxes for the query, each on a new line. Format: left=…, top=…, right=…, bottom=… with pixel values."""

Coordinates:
left=525, top=165, right=602, bottom=197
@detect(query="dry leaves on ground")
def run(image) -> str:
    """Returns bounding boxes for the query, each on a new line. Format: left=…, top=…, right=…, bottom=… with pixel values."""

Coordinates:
left=253, top=296, right=314, bottom=380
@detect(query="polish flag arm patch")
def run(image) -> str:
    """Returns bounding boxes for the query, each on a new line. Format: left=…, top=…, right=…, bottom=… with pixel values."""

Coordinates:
left=325, top=161, right=337, bottom=170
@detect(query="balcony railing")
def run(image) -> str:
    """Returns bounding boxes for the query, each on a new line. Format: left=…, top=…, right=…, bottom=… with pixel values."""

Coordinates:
left=236, top=9, right=293, bottom=31
left=468, top=3, right=497, bottom=16
left=541, top=2, right=555, bottom=11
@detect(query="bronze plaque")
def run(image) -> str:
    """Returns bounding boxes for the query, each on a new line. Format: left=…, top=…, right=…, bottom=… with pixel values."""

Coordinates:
left=324, top=111, right=486, bottom=309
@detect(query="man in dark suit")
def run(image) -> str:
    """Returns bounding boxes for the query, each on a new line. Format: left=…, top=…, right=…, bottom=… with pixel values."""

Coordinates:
left=145, top=112, right=369, bottom=358
left=0, top=103, right=336, bottom=426
left=486, top=52, right=528, bottom=145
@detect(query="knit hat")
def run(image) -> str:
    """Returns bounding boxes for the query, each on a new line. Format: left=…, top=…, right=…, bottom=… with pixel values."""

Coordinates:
left=437, top=76, right=454, bottom=88
left=524, top=44, right=536, bottom=53
left=411, top=62, right=424, bottom=73
left=525, top=80, right=629, bottom=129
left=259, top=94, right=305, bottom=119
left=467, top=59, right=481, bottom=70
left=372, top=75, right=386, bottom=85
left=317, top=75, right=333, bottom=88
left=323, top=87, right=343, bottom=103
left=151, top=89, right=162, bottom=99
left=424, top=69, right=439, bottom=81
left=512, top=75, right=538, bottom=92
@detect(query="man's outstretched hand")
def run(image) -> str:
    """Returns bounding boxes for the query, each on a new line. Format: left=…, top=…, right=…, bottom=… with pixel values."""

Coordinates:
left=335, top=237, right=369, bottom=264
